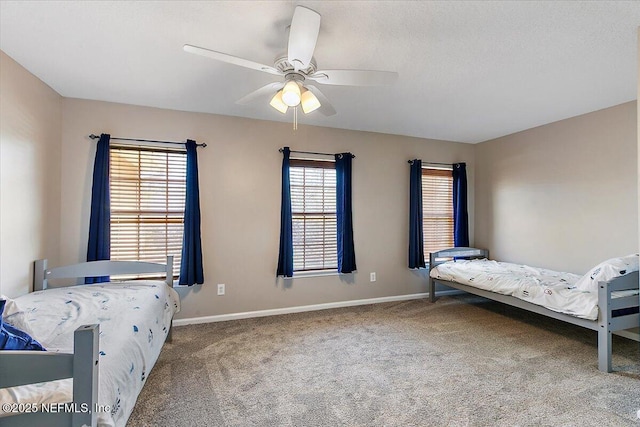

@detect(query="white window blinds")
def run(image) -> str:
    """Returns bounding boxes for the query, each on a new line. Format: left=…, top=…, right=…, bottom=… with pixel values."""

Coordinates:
left=290, top=159, right=337, bottom=272
left=109, top=146, right=186, bottom=277
left=422, top=168, right=454, bottom=256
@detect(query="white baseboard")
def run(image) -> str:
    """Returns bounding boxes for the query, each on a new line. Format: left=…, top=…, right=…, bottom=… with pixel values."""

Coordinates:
left=173, top=292, right=443, bottom=327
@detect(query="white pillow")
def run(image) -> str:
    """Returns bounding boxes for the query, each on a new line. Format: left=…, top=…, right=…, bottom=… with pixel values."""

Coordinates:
left=574, top=254, right=639, bottom=292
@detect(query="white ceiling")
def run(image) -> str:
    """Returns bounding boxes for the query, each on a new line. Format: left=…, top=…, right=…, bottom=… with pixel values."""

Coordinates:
left=1, top=1, right=639, bottom=143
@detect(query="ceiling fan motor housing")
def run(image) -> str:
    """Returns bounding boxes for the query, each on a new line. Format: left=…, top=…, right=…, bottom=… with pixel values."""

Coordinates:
left=275, top=55, right=317, bottom=78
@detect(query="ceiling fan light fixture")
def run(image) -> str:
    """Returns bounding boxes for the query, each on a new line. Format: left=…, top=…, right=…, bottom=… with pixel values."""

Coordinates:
left=269, top=90, right=288, bottom=114
left=300, top=88, right=321, bottom=114
left=282, top=81, right=301, bottom=107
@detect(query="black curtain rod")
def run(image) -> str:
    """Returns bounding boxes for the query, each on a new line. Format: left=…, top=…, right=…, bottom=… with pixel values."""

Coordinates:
left=408, top=160, right=453, bottom=166
left=279, top=148, right=355, bottom=159
left=89, top=134, right=207, bottom=148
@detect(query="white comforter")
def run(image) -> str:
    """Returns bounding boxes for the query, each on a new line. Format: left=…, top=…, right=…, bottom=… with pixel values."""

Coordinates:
left=0, top=281, right=180, bottom=426
left=430, top=259, right=599, bottom=320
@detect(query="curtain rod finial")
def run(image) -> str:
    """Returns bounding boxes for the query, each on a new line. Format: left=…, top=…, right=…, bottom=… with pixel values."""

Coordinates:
left=89, top=134, right=99, bottom=140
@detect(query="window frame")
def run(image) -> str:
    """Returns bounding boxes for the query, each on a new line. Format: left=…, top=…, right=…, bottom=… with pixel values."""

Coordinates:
left=289, top=158, right=338, bottom=274
left=108, top=144, right=187, bottom=279
left=421, top=167, right=454, bottom=262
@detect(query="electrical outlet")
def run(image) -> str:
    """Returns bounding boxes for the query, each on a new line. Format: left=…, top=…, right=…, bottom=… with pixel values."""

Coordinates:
left=217, top=284, right=225, bottom=296
left=370, top=272, right=376, bottom=282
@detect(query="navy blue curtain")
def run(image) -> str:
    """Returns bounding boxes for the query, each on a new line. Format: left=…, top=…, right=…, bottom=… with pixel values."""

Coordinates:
left=408, top=160, right=426, bottom=268
left=453, top=163, right=469, bottom=247
left=86, top=133, right=111, bottom=284
left=335, top=153, right=357, bottom=274
left=179, top=140, right=204, bottom=285
left=276, top=147, right=293, bottom=277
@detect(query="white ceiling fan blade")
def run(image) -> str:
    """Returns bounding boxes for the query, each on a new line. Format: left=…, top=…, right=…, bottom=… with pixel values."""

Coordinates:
left=236, top=82, right=285, bottom=105
left=287, top=6, right=321, bottom=70
left=305, top=85, right=336, bottom=116
left=308, top=69, right=398, bottom=86
left=183, top=44, right=282, bottom=76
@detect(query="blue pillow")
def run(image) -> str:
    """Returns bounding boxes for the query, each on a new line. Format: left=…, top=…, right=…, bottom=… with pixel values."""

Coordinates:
left=0, top=300, right=45, bottom=351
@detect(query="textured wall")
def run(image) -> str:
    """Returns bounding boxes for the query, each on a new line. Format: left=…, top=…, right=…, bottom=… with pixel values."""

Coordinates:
left=0, top=50, right=62, bottom=296
left=475, top=101, right=637, bottom=274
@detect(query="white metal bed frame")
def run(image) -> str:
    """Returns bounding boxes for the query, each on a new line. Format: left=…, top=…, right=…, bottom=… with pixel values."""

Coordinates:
left=428, top=247, right=640, bottom=373
left=0, top=256, right=174, bottom=427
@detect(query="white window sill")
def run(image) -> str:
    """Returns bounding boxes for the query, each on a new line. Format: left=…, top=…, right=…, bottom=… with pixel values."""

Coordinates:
left=293, top=270, right=339, bottom=279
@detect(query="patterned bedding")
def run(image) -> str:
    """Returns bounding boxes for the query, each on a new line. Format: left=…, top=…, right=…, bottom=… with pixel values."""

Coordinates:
left=0, top=281, right=180, bottom=427
left=430, top=259, right=601, bottom=319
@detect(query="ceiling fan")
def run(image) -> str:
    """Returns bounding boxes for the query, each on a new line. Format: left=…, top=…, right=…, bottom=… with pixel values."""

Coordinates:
left=183, top=6, right=398, bottom=117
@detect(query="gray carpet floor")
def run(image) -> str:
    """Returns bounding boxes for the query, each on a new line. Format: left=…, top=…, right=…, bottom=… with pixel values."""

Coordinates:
left=128, top=295, right=640, bottom=426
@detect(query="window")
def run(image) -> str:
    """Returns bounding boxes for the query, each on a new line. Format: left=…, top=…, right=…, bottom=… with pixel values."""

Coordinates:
left=422, top=168, right=454, bottom=256
left=109, top=146, right=186, bottom=277
left=290, top=159, right=337, bottom=272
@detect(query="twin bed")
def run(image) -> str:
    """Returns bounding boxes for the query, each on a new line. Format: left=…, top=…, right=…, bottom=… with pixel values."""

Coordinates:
left=0, top=257, right=180, bottom=427
left=429, top=247, right=640, bottom=373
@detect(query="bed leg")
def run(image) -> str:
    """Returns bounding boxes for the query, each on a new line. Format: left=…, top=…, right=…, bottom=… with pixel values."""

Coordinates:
left=167, top=319, right=173, bottom=343
left=429, top=252, right=437, bottom=303
left=597, top=282, right=612, bottom=372
left=429, top=277, right=437, bottom=303
left=597, top=326, right=612, bottom=373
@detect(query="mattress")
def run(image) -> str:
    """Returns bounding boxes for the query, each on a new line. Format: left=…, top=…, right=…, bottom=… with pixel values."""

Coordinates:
left=0, top=281, right=180, bottom=427
left=430, top=259, right=601, bottom=319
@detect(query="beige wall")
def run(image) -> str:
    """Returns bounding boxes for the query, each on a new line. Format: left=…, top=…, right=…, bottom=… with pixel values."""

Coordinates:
left=0, top=51, right=62, bottom=297
left=60, top=99, right=475, bottom=320
left=475, top=102, right=638, bottom=274
left=6, top=46, right=636, bottom=316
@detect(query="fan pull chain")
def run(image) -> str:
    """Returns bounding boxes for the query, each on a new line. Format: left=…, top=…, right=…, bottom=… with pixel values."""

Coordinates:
left=293, top=106, right=298, bottom=130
